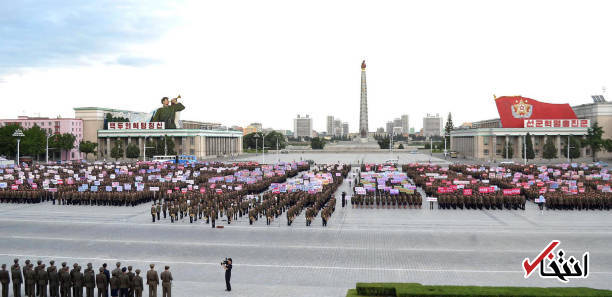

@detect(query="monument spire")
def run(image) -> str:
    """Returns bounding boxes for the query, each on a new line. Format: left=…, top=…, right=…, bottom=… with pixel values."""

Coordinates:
left=359, top=60, right=369, bottom=138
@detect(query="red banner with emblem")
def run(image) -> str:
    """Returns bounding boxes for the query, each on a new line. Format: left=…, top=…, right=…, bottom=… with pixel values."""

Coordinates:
left=495, top=96, right=577, bottom=128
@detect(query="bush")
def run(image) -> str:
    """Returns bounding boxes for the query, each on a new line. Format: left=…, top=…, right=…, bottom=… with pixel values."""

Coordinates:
left=348, top=283, right=612, bottom=297
left=356, top=283, right=399, bottom=296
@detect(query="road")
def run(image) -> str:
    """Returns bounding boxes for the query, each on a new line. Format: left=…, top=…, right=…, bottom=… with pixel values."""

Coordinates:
left=0, top=166, right=611, bottom=297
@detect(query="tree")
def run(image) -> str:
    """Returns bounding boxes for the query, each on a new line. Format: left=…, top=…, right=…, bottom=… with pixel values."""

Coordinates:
left=264, top=131, right=287, bottom=150
left=21, top=125, right=46, bottom=159
left=155, top=136, right=175, bottom=155
left=126, top=143, right=140, bottom=159
left=50, top=133, right=76, bottom=161
left=377, top=137, right=390, bottom=149
left=502, top=141, right=514, bottom=159
left=398, top=143, right=405, bottom=149
left=542, top=136, right=558, bottom=159
left=521, top=133, right=535, bottom=160
left=79, top=141, right=98, bottom=160
left=111, top=141, right=124, bottom=161
left=145, top=139, right=157, bottom=158
left=104, top=113, right=129, bottom=129
left=584, top=122, right=604, bottom=161
left=444, top=112, right=454, bottom=144
left=0, top=124, right=20, bottom=158
left=310, top=137, right=326, bottom=149
left=563, top=136, right=581, bottom=160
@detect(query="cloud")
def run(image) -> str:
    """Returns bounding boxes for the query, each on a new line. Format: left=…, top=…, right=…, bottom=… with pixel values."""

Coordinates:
left=0, top=0, right=182, bottom=74
left=114, top=55, right=162, bottom=67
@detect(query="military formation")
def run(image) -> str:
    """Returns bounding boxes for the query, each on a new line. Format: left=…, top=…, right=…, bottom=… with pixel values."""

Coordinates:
left=0, top=162, right=308, bottom=207
left=0, top=259, right=171, bottom=297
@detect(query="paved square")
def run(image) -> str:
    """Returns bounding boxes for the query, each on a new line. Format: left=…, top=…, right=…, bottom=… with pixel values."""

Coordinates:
left=0, top=164, right=611, bottom=297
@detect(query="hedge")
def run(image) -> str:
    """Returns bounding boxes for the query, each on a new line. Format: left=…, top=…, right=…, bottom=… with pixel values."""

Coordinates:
left=348, top=283, right=612, bottom=297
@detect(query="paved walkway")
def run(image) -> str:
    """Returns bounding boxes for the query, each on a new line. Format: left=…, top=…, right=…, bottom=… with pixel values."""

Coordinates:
left=0, top=168, right=611, bottom=297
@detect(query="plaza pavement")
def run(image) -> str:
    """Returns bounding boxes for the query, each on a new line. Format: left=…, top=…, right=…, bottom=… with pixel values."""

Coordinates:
left=0, top=162, right=611, bottom=297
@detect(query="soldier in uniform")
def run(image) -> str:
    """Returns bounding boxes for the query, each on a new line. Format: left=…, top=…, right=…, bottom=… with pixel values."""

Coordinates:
left=0, top=264, right=10, bottom=297
left=11, top=259, right=22, bottom=297
left=162, top=202, right=167, bottom=219
left=34, top=260, right=42, bottom=297
left=156, top=204, right=161, bottom=221
left=36, top=263, right=48, bottom=297
left=48, top=261, right=59, bottom=297
left=84, top=264, right=95, bottom=297
left=150, top=204, right=156, bottom=223
left=126, top=267, right=134, bottom=297
left=132, top=270, right=142, bottom=297
left=23, top=260, right=31, bottom=296
left=71, top=265, right=83, bottom=297
left=145, top=264, right=158, bottom=297
left=59, top=263, right=71, bottom=297
left=119, top=268, right=129, bottom=297
left=95, top=268, right=107, bottom=297
left=25, top=264, right=35, bottom=297
left=159, top=267, right=171, bottom=297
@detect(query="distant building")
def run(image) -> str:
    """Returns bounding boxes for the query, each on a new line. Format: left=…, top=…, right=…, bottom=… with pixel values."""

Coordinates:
left=333, top=119, right=342, bottom=136
left=74, top=106, right=242, bottom=160
left=401, top=115, right=409, bottom=134
left=249, top=123, right=263, bottom=132
left=451, top=96, right=590, bottom=160
left=243, top=126, right=257, bottom=135
left=0, top=116, right=84, bottom=161
left=385, top=121, right=393, bottom=134
left=376, top=127, right=385, bottom=133
left=342, top=122, right=349, bottom=137
left=181, top=120, right=223, bottom=130
left=293, top=114, right=313, bottom=138
left=423, top=113, right=443, bottom=137
left=326, top=116, right=334, bottom=135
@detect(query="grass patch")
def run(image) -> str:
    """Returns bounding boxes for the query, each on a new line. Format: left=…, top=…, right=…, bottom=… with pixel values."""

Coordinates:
left=347, top=283, right=612, bottom=297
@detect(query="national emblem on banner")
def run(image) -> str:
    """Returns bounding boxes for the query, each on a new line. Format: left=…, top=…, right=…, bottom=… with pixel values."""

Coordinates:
left=512, top=98, right=533, bottom=119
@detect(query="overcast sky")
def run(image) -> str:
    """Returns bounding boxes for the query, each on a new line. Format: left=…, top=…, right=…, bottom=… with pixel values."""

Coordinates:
left=1, top=0, right=612, bottom=132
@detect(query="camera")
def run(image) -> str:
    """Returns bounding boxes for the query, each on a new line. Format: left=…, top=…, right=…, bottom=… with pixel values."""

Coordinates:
left=221, top=258, right=229, bottom=266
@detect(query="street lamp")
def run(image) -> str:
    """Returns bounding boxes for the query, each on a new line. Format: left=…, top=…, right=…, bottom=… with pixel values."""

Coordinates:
left=46, top=133, right=54, bottom=164
left=13, top=129, right=25, bottom=165
left=253, top=133, right=260, bottom=160
left=262, top=132, right=267, bottom=164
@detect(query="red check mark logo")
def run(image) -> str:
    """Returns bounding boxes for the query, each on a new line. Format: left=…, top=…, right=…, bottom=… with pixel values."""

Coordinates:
left=523, top=240, right=560, bottom=278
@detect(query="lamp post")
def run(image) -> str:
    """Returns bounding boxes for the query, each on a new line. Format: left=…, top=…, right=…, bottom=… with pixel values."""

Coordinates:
left=262, top=132, right=267, bottom=164
left=13, top=129, right=25, bottom=165
left=567, top=134, right=572, bottom=163
left=253, top=133, right=260, bottom=161
left=46, top=133, right=54, bottom=164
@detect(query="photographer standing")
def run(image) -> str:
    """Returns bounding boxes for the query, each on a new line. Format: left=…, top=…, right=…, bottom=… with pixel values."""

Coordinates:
left=222, top=259, right=232, bottom=292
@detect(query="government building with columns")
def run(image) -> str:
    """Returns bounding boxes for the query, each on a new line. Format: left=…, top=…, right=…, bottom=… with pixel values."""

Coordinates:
left=74, top=107, right=242, bottom=160
left=450, top=96, right=604, bottom=161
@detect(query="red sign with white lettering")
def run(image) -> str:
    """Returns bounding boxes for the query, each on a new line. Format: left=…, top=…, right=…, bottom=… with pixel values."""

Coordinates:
left=524, top=119, right=589, bottom=129
left=108, top=122, right=165, bottom=130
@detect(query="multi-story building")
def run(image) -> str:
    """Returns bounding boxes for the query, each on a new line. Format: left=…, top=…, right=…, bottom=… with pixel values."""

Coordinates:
left=326, top=116, right=335, bottom=135
left=401, top=115, right=409, bottom=134
left=423, top=113, right=443, bottom=137
left=293, top=114, right=313, bottom=138
left=74, top=107, right=242, bottom=160
left=0, top=116, right=84, bottom=160
left=451, top=96, right=590, bottom=160
left=385, top=121, right=394, bottom=134
left=342, top=122, right=349, bottom=137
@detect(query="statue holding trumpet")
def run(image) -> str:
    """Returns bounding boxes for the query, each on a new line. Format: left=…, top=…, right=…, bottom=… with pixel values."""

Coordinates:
left=151, top=94, right=185, bottom=129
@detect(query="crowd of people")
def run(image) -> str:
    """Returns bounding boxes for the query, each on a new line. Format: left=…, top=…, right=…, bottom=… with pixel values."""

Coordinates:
left=0, top=259, right=172, bottom=297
